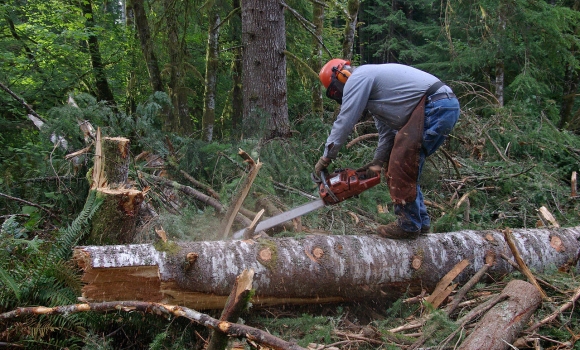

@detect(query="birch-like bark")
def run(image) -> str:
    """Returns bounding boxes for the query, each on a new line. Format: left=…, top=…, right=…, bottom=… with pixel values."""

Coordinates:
left=74, top=226, right=580, bottom=310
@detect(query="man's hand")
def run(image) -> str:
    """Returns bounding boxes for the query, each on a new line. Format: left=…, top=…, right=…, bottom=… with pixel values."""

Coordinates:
left=357, top=159, right=384, bottom=177
left=313, top=157, right=331, bottom=180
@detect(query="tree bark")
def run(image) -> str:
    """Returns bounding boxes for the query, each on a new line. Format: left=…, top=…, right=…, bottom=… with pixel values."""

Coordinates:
left=130, top=0, right=164, bottom=92
left=230, top=0, right=243, bottom=139
left=74, top=226, right=580, bottom=310
left=89, top=188, right=143, bottom=244
left=341, top=0, right=359, bottom=61
left=559, top=0, right=580, bottom=129
left=458, top=279, right=542, bottom=350
left=164, top=0, right=191, bottom=133
left=202, top=11, right=220, bottom=142
left=310, top=1, right=324, bottom=119
left=241, top=0, right=291, bottom=139
left=100, top=137, right=131, bottom=187
left=80, top=0, right=116, bottom=105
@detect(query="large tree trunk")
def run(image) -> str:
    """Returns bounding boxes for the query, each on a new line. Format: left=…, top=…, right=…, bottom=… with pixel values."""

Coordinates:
left=241, top=0, right=290, bottom=139
left=74, top=226, right=580, bottom=310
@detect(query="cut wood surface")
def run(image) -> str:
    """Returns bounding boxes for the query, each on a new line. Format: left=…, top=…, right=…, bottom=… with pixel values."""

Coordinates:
left=74, top=226, right=580, bottom=310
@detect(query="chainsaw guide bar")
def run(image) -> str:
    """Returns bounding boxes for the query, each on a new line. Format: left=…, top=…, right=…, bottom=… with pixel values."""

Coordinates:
left=231, top=168, right=381, bottom=239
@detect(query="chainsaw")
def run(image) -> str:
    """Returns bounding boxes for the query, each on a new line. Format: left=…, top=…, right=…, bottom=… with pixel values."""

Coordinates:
left=232, top=168, right=381, bottom=239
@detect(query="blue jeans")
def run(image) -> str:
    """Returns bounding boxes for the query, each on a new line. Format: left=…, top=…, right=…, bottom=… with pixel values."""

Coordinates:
left=394, top=97, right=460, bottom=232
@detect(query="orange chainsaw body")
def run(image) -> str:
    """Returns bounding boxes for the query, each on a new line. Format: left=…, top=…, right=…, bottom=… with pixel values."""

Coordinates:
left=318, top=168, right=381, bottom=205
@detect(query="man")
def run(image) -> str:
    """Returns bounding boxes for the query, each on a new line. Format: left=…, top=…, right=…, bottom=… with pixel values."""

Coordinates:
left=314, top=59, right=460, bottom=239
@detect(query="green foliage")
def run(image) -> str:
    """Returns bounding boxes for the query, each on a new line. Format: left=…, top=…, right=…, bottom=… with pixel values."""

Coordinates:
left=360, top=0, right=441, bottom=64
left=1, top=0, right=580, bottom=347
left=50, top=190, right=104, bottom=260
left=250, top=313, right=338, bottom=347
left=0, top=191, right=103, bottom=347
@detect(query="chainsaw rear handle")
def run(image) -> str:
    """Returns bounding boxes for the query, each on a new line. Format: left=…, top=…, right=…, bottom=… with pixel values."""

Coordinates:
left=318, top=168, right=381, bottom=205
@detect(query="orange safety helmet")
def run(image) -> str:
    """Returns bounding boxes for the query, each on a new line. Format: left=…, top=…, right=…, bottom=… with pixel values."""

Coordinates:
left=319, top=59, right=351, bottom=88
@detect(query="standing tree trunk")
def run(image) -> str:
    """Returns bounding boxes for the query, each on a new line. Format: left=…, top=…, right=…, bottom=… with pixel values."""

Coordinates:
left=164, top=0, right=181, bottom=133
left=559, top=64, right=579, bottom=129
left=74, top=226, right=580, bottom=310
left=80, top=0, right=117, bottom=105
left=231, top=0, right=243, bottom=138
left=131, top=0, right=164, bottom=92
left=202, top=11, right=221, bottom=142
left=493, top=8, right=506, bottom=107
left=495, top=60, right=504, bottom=107
left=241, top=0, right=290, bottom=139
left=341, top=0, right=359, bottom=61
left=310, top=1, right=324, bottom=119
left=163, top=0, right=193, bottom=134
left=559, top=1, right=580, bottom=129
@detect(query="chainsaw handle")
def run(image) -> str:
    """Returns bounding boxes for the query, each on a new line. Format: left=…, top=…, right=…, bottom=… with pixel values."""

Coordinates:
left=310, top=172, right=322, bottom=184
left=319, top=171, right=339, bottom=203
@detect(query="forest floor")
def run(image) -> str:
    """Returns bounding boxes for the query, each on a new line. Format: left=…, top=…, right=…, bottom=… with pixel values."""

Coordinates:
left=237, top=267, right=580, bottom=349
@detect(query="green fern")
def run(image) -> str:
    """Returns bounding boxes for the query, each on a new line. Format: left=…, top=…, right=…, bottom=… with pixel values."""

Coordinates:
left=0, top=266, right=21, bottom=301
left=50, top=190, right=103, bottom=261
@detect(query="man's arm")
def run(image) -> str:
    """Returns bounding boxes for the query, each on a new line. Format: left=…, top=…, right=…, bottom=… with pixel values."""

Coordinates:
left=374, top=117, right=396, bottom=164
left=323, top=72, right=375, bottom=159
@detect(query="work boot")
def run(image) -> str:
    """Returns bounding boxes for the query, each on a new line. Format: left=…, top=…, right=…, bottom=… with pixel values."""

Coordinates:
left=421, top=226, right=430, bottom=234
left=377, top=222, right=420, bottom=240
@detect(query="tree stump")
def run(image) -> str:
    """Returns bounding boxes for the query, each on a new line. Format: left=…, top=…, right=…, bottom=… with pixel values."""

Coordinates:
left=89, top=188, right=144, bottom=244
left=88, top=130, right=143, bottom=244
left=101, top=137, right=131, bottom=186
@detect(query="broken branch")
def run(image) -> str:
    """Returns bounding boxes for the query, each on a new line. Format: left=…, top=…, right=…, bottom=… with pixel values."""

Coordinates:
left=221, top=149, right=262, bottom=239
left=526, top=283, right=580, bottom=333
left=502, top=228, right=548, bottom=299
left=0, top=301, right=305, bottom=350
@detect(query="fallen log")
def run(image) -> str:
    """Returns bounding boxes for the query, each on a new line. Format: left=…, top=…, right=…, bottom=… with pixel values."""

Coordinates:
left=73, top=226, right=580, bottom=310
left=457, top=279, right=542, bottom=350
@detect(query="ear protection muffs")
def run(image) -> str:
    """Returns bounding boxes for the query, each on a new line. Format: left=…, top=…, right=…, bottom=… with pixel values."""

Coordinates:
left=333, top=66, right=351, bottom=84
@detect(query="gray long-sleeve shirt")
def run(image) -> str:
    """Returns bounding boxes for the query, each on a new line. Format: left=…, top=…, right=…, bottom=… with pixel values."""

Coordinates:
left=323, top=63, right=451, bottom=162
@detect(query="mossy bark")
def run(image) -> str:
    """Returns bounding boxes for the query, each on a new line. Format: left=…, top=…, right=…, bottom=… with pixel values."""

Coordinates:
left=88, top=188, right=143, bottom=244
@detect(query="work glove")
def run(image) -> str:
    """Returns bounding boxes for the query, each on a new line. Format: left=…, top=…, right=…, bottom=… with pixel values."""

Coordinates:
left=357, top=159, right=385, bottom=178
left=313, top=157, right=331, bottom=181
